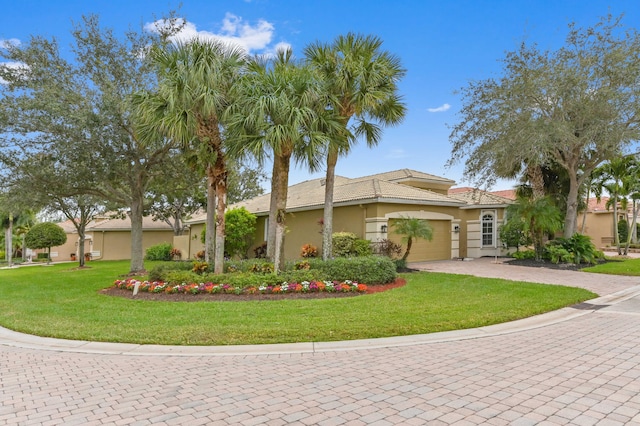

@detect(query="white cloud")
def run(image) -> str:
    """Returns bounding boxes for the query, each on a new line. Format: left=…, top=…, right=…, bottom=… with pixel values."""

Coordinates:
left=0, top=38, right=21, bottom=49
left=146, top=13, right=279, bottom=55
left=386, top=149, right=408, bottom=159
left=427, top=103, right=451, bottom=113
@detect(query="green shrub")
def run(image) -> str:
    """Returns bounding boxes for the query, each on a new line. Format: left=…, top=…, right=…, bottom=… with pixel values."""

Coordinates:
left=36, top=252, right=49, bottom=260
left=545, top=244, right=574, bottom=264
left=225, top=207, right=257, bottom=259
left=148, top=261, right=194, bottom=281
left=352, top=239, right=373, bottom=257
left=512, top=249, right=536, bottom=260
left=393, top=258, right=407, bottom=271
left=165, top=270, right=201, bottom=284
left=144, top=242, right=173, bottom=261
left=332, top=232, right=357, bottom=257
left=549, top=234, right=602, bottom=265
left=317, top=256, right=396, bottom=284
left=0, top=250, right=4, bottom=260
left=618, top=219, right=629, bottom=244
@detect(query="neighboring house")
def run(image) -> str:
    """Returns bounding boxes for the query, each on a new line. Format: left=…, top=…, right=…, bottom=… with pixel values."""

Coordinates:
left=184, top=169, right=513, bottom=262
left=487, top=190, right=619, bottom=249
left=43, top=215, right=174, bottom=261
left=577, top=197, right=621, bottom=248
left=87, top=215, right=175, bottom=260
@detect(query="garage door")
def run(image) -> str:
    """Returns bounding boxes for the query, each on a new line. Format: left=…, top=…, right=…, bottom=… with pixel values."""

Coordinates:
left=388, top=219, right=451, bottom=262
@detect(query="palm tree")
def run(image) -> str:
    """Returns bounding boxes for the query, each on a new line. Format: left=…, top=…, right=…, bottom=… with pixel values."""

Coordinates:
left=0, top=211, right=14, bottom=266
left=13, top=210, right=36, bottom=262
left=507, top=195, right=563, bottom=260
left=393, top=216, right=433, bottom=262
left=593, top=156, right=634, bottom=255
left=304, top=33, right=407, bottom=260
left=626, top=159, right=640, bottom=245
left=134, top=39, right=246, bottom=274
left=228, top=49, right=342, bottom=272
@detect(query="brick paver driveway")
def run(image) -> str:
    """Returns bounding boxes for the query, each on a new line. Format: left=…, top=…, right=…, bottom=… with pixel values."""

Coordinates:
left=1, top=258, right=640, bottom=425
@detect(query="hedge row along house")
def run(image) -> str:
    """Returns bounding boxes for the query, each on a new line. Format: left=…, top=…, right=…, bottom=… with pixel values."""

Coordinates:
left=43, top=169, right=624, bottom=263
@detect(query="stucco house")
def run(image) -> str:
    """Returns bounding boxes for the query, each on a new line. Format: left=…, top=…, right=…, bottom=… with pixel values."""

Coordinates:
left=44, top=214, right=175, bottom=261
left=183, top=169, right=513, bottom=262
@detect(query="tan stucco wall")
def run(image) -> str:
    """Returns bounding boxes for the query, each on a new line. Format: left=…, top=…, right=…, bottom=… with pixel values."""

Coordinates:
left=578, top=212, right=615, bottom=248
left=186, top=224, right=205, bottom=259
left=279, top=205, right=365, bottom=260
left=91, top=230, right=174, bottom=260
left=463, top=208, right=508, bottom=258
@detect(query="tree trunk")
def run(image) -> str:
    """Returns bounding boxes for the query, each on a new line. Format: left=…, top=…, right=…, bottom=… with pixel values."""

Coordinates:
left=612, top=194, right=621, bottom=255
left=322, top=149, right=339, bottom=260
left=205, top=165, right=216, bottom=264
left=563, top=172, right=580, bottom=238
left=272, top=152, right=291, bottom=273
left=266, top=160, right=280, bottom=261
left=213, top=156, right=227, bottom=275
left=402, top=237, right=413, bottom=262
left=78, top=231, right=86, bottom=268
left=129, top=192, right=145, bottom=274
left=7, top=213, right=13, bottom=267
left=527, top=165, right=545, bottom=200
left=581, top=184, right=590, bottom=233
left=630, top=200, right=639, bottom=245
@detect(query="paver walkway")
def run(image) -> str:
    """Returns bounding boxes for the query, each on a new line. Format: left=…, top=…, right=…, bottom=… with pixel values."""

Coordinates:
left=1, top=258, right=640, bottom=425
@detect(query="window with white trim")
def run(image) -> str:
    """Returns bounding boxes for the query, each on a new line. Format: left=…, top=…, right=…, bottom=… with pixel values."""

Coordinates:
left=481, top=213, right=495, bottom=247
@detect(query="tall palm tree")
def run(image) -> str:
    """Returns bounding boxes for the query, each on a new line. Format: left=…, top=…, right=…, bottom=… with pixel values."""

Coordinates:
left=134, top=39, right=246, bottom=274
left=304, top=33, right=407, bottom=260
left=228, top=49, right=342, bottom=272
left=593, top=156, right=634, bottom=255
left=393, top=216, right=433, bottom=262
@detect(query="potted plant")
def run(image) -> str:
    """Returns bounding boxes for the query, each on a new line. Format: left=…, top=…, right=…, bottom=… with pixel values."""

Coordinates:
left=70, top=253, right=77, bottom=261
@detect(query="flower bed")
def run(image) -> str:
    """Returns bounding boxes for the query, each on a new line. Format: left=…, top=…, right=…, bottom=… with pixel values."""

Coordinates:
left=113, top=278, right=368, bottom=295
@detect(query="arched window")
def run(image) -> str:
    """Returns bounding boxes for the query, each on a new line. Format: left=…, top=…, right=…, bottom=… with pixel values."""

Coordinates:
left=482, top=213, right=494, bottom=247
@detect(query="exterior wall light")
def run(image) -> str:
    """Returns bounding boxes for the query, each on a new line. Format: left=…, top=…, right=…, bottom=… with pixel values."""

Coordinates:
left=381, top=225, right=388, bottom=233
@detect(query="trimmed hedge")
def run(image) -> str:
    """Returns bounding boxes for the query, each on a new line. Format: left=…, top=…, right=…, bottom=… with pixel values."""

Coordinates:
left=148, top=256, right=397, bottom=285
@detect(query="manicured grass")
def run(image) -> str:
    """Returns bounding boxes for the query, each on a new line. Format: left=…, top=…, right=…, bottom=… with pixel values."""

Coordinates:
left=0, top=260, right=596, bottom=345
left=582, top=257, right=640, bottom=276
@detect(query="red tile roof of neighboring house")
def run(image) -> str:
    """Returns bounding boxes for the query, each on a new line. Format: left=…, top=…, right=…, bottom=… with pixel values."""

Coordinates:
left=490, top=189, right=517, bottom=200
left=587, top=197, right=610, bottom=212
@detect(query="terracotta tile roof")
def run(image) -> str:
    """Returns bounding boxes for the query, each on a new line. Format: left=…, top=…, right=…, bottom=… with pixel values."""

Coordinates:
left=448, top=188, right=513, bottom=205
left=448, top=187, right=475, bottom=194
left=587, top=197, right=610, bottom=212
left=86, top=215, right=173, bottom=231
left=351, top=168, right=456, bottom=185
left=230, top=176, right=465, bottom=216
left=187, top=169, right=509, bottom=224
left=490, top=189, right=517, bottom=200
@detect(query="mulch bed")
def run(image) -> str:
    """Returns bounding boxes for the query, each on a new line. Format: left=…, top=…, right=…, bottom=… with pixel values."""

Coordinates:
left=504, top=258, right=605, bottom=271
left=100, top=278, right=407, bottom=302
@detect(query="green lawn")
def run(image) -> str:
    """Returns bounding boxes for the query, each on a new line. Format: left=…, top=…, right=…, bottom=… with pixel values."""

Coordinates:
left=582, top=257, right=640, bottom=276
left=0, top=260, right=596, bottom=345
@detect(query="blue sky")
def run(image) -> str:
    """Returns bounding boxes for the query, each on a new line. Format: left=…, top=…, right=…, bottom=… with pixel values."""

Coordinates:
left=2, top=0, right=639, bottom=190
